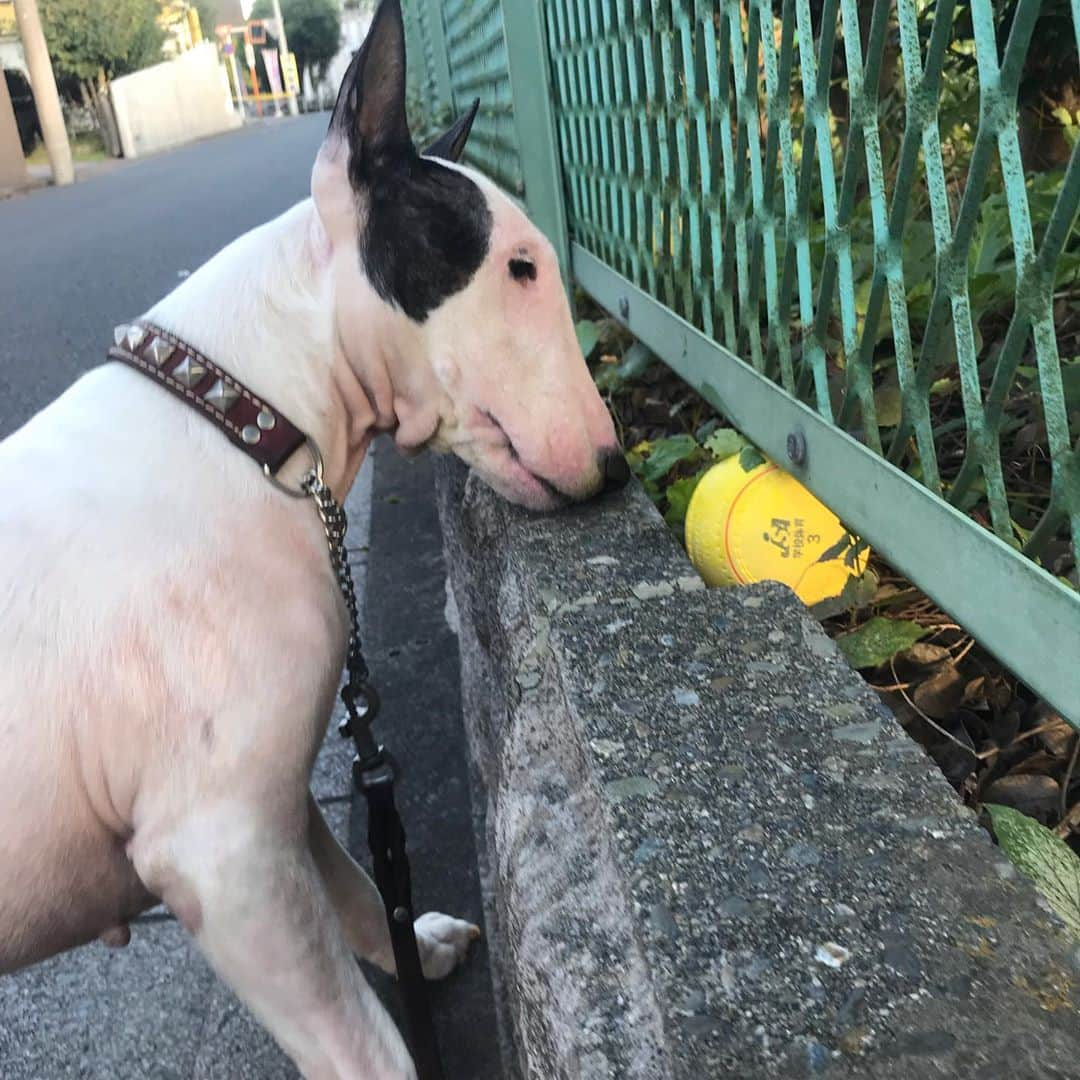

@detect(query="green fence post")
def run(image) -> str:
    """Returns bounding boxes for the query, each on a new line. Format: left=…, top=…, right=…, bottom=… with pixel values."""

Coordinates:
left=499, top=0, right=572, bottom=288
left=401, top=1, right=427, bottom=128
left=423, top=0, right=455, bottom=125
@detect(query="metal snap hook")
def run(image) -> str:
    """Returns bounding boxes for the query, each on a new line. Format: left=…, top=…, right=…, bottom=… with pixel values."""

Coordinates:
left=263, top=436, right=325, bottom=498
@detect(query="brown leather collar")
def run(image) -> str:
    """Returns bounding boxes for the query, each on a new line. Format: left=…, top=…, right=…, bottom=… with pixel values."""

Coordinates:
left=108, top=321, right=308, bottom=477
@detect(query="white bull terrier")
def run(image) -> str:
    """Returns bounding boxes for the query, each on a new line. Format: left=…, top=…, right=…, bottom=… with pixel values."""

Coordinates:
left=0, top=1, right=627, bottom=1075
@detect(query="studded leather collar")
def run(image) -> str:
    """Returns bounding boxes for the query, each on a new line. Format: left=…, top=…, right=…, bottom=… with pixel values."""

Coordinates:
left=108, top=321, right=308, bottom=477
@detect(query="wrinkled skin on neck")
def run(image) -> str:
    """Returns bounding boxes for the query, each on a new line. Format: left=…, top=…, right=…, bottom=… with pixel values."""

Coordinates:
left=309, top=0, right=621, bottom=510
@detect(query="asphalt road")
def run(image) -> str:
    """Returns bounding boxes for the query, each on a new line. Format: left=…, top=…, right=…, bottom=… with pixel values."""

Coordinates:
left=0, top=118, right=500, bottom=1077
left=0, top=115, right=326, bottom=439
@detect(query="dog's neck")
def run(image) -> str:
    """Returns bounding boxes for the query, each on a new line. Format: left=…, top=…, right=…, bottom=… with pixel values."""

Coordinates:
left=145, top=199, right=387, bottom=499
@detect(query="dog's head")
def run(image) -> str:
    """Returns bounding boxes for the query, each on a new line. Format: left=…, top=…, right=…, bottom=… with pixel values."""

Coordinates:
left=311, top=0, right=626, bottom=509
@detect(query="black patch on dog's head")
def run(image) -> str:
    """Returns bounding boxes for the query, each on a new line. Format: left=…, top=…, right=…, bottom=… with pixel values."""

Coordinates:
left=326, top=1, right=491, bottom=323
left=362, top=156, right=492, bottom=323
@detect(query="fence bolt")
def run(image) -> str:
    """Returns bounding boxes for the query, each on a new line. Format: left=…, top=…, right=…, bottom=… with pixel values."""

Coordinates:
left=618, top=296, right=630, bottom=320
left=786, top=429, right=807, bottom=466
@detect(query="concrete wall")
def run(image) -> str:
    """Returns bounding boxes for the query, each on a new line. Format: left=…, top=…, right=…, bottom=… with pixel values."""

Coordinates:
left=0, top=35, right=27, bottom=78
left=110, top=43, right=240, bottom=160
left=434, top=457, right=1080, bottom=1079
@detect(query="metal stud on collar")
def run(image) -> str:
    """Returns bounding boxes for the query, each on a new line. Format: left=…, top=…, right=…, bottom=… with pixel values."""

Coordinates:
left=173, top=355, right=206, bottom=388
left=204, top=378, right=240, bottom=414
left=146, top=336, right=175, bottom=366
left=113, top=324, right=145, bottom=353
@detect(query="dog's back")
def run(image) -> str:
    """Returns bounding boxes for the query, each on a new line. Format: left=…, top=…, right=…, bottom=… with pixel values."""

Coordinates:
left=0, top=368, right=159, bottom=968
left=0, top=363, right=336, bottom=971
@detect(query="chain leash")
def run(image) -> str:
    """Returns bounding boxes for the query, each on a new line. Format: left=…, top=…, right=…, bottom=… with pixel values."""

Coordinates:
left=299, top=466, right=445, bottom=1080
left=303, top=472, right=367, bottom=675
left=302, top=470, right=384, bottom=762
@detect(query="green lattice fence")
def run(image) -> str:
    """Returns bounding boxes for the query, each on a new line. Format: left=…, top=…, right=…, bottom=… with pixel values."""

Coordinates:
left=403, top=0, right=523, bottom=193
left=403, top=0, right=452, bottom=130
left=403, top=0, right=1080, bottom=727
left=442, top=0, right=524, bottom=193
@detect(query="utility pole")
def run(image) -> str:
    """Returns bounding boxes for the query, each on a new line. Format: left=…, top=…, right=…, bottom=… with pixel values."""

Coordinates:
left=270, top=0, right=297, bottom=117
left=12, top=0, right=73, bottom=186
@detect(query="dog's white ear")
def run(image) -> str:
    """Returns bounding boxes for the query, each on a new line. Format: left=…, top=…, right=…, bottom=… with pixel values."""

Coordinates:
left=328, top=0, right=412, bottom=169
left=423, top=99, right=480, bottom=164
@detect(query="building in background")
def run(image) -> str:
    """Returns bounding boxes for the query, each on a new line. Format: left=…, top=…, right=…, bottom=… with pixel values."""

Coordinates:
left=313, top=3, right=369, bottom=111
left=0, top=1, right=37, bottom=154
left=159, top=1, right=205, bottom=58
left=0, top=1, right=26, bottom=78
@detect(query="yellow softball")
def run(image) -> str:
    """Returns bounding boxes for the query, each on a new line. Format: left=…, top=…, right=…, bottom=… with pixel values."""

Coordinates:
left=684, top=455, right=869, bottom=605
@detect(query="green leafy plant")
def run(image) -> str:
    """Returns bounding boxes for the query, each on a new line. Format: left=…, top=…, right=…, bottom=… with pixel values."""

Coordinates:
left=738, top=444, right=766, bottom=471
left=39, top=0, right=164, bottom=83
left=634, top=435, right=701, bottom=486
left=192, top=0, right=220, bottom=38
left=575, top=318, right=601, bottom=361
left=986, top=804, right=1080, bottom=942
left=663, top=472, right=705, bottom=527
left=594, top=341, right=654, bottom=392
left=37, top=0, right=164, bottom=156
left=836, top=616, right=928, bottom=669
left=252, top=0, right=342, bottom=89
left=626, top=431, right=729, bottom=529
left=703, top=428, right=747, bottom=460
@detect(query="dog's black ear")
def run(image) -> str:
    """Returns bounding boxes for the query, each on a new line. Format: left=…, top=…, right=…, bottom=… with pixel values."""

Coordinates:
left=423, top=99, right=480, bottom=164
left=328, top=0, right=412, bottom=169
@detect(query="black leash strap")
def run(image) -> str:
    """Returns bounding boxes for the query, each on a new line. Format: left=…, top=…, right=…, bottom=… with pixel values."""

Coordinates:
left=301, top=468, right=443, bottom=1079
left=340, top=681, right=445, bottom=1080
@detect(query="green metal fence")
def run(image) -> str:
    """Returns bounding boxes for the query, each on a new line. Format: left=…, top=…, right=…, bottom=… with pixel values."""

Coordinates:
left=403, top=0, right=524, bottom=193
left=403, top=0, right=1080, bottom=728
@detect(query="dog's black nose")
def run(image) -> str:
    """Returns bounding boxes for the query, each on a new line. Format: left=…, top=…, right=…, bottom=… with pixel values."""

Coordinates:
left=599, top=448, right=631, bottom=493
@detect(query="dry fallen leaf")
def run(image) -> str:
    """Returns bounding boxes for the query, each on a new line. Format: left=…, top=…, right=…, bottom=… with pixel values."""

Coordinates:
left=1039, top=717, right=1076, bottom=760
left=903, top=642, right=952, bottom=667
left=913, top=663, right=966, bottom=719
left=984, top=774, right=1061, bottom=820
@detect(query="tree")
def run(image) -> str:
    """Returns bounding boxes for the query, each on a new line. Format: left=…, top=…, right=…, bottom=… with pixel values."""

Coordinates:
left=251, top=0, right=341, bottom=94
left=38, top=0, right=164, bottom=82
left=191, top=0, right=219, bottom=38
left=38, top=0, right=164, bottom=156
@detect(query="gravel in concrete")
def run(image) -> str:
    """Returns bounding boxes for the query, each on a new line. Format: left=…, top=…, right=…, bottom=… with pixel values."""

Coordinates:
left=436, top=455, right=1080, bottom=1080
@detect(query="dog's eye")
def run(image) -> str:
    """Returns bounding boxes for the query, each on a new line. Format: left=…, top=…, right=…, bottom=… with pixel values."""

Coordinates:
left=508, top=257, right=537, bottom=283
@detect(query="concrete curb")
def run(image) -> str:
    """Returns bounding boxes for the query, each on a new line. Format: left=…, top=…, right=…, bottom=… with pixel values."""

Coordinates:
left=356, top=439, right=503, bottom=1078
left=434, top=458, right=1080, bottom=1079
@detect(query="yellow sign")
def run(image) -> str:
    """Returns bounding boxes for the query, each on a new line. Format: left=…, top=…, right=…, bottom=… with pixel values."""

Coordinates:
left=0, top=1, right=17, bottom=36
left=282, top=51, right=300, bottom=96
left=685, top=455, right=869, bottom=605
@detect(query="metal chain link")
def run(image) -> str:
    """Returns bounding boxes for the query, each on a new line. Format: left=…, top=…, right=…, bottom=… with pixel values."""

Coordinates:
left=302, top=471, right=370, bottom=690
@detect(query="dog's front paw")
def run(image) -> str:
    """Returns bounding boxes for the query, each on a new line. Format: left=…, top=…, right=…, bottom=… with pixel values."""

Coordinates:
left=413, top=911, right=480, bottom=980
